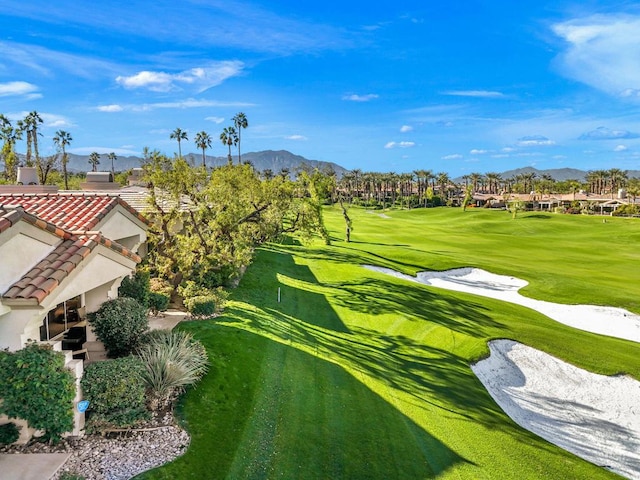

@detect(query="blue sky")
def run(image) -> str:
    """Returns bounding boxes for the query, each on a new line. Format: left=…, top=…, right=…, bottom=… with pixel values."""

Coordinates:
left=1, top=1, right=640, bottom=176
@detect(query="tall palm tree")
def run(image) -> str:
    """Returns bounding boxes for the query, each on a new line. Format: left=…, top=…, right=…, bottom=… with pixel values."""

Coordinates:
left=220, top=126, right=238, bottom=165
left=170, top=128, right=188, bottom=158
left=232, top=112, right=248, bottom=164
left=194, top=131, right=212, bottom=167
left=108, top=152, right=117, bottom=177
left=53, top=130, right=72, bottom=190
left=0, top=116, right=22, bottom=182
left=88, top=152, right=100, bottom=172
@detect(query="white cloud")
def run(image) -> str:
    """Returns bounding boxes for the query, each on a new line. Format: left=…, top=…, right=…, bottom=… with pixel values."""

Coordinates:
left=385, top=141, right=415, bottom=149
left=614, top=144, right=628, bottom=152
left=285, top=135, right=308, bottom=141
left=442, top=90, right=505, bottom=98
left=579, top=126, right=640, bottom=140
left=552, top=15, right=640, bottom=97
left=97, top=104, right=123, bottom=112
left=205, top=116, right=225, bottom=124
left=470, top=149, right=489, bottom=155
left=0, top=81, right=40, bottom=97
left=502, top=147, right=517, bottom=153
left=132, top=98, right=253, bottom=111
left=400, top=125, right=413, bottom=133
left=343, top=93, right=379, bottom=102
left=516, top=135, right=556, bottom=147
left=70, top=146, right=140, bottom=156
left=116, top=61, right=244, bottom=93
left=442, top=154, right=463, bottom=160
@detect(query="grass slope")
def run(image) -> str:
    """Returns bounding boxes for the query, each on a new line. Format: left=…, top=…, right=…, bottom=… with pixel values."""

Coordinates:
left=139, top=207, right=640, bottom=479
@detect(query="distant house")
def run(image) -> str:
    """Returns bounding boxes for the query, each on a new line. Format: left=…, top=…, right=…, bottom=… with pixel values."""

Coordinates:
left=0, top=191, right=149, bottom=441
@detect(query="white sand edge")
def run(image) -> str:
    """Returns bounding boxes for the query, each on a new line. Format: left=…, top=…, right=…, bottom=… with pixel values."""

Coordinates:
left=364, top=265, right=640, bottom=479
left=472, top=340, right=640, bottom=479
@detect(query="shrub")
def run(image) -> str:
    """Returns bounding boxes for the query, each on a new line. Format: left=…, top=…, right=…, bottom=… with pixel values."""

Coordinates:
left=150, top=277, right=173, bottom=296
left=178, top=281, right=229, bottom=317
left=81, top=356, right=149, bottom=429
left=89, top=297, right=149, bottom=357
left=118, top=270, right=150, bottom=308
left=59, top=473, right=86, bottom=480
left=0, top=422, right=20, bottom=445
left=148, top=291, right=170, bottom=313
left=137, top=330, right=209, bottom=410
left=0, top=344, right=75, bottom=442
left=183, top=295, right=217, bottom=317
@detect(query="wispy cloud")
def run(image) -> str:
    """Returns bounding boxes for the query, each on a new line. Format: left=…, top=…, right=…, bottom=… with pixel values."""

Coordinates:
left=385, top=141, right=415, bottom=149
left=552, top=14, right=640, bottom=97
left=0, top=81, right=41, bottom=98
left=97, top=104, right=123, bottom=112
left=11, top=111, right=72, bottom=128
left=614, top=144, right=628, bottom=152
left=442, top=90, right=505, bottom=98
left=400, top=125, right=413, bottom=133
left=442, top=154, right=463, bottom=160
left=205, top=116, right=225, bottom=124
left=285, top=135, right=308, bottom=141
left=579, top=126, right=640, bottom=140
left=70, top=146, right=140, bottom=156
left=116, top=62, right=244, bottom=93
left=343, top=93, right=379, bottom=102
left=516, top=135, right=556, bottom=146
left=470, top=149, right=489, bottom=155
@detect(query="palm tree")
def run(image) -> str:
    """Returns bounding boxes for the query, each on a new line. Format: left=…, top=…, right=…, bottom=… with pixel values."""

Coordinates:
left=220, top=126, right=238, bottom=165
left=232, top=112, right=248, bottom=164
left=170, top=128, right=188, bottom=158
left=194, top=131, right=212, bottom=167
left=53, top=130, right=73, bottom=190
left=88, top=152, right=100, bottom=172
left=608, top=168, right=628, bottom=198
left=108, top=152, right=117, bottom=177
left=0, top=116, right=23, bottom=182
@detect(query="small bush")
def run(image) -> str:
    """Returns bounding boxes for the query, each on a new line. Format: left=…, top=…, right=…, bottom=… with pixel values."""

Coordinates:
left=89, top=297, right=149, bottom=357
left=81, top=357, right=149, bottom=429
left=149, top=277, right=173, bottom=297
left=118, top=270, right=150, bottom=308
left=137, top=330, right=209, bottom=410
left=58, top=472, right=86, bottom=480
left=184, top=295, right=217, bottom=317
left=0, top=344, right=75, bottom=442
left=0, top=423, right=20, bottom=445
left=148, top=291, right=170, bottom=313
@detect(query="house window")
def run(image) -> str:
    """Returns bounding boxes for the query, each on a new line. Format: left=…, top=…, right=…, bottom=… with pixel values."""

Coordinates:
left=40, top=295, right=83, bottom=341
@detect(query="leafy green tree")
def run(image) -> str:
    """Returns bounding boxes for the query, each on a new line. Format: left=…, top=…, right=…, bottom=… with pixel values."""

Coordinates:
left=143, top=155, right=329, bottom=288
left=232, top=112, right=248, bottom=164
left=88, top=152, right=100, bottom=172
left=194, top=131, right=212, bottom=167
left=170, top=127, right=188, bottom=158
left=53, top=130, right=72, bottom=190
left=0, top=344, right=75, bottom=442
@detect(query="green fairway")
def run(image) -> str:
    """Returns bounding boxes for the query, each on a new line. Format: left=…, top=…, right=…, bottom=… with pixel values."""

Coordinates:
left=139, top=207, right=640, bottom=479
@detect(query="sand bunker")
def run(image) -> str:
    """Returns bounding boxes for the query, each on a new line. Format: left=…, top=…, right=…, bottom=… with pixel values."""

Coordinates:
left=364, top=265, right=640, bottom=478
left=473, top=340, right=640, bottom=479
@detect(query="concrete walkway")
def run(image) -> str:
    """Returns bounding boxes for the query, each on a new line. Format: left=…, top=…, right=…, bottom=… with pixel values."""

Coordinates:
left=0, top=453, right=71, bottom=480
left=148, top=309, right=189, bottom=330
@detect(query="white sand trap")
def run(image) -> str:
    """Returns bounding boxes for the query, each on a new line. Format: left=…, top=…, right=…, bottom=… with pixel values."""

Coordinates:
left=364, top=265, right=640, bottom=478
left=364, top=266, right=640, bottom=343
left=472, top=340, right=640, bottom=479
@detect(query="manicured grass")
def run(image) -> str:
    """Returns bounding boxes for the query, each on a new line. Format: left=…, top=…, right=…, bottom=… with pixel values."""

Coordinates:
left=139, top=207, right=640, bottom=479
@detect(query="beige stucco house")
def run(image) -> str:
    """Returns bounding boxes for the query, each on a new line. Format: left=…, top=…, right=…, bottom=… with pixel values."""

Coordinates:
left=0, top=191, right=149, bottom=441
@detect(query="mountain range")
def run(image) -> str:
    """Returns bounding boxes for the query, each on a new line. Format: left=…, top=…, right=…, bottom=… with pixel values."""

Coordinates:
left=4, top=150, right=639, bottom=182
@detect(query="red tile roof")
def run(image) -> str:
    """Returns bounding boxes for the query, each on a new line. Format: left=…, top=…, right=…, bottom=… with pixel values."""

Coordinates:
left=0, top=205, right=141, bottom=305
left=0, top=192, right=150, bottom=231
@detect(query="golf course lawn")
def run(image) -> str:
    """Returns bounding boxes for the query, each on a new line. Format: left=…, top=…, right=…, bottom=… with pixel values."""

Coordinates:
left=139, top=207, right=640, bottom=479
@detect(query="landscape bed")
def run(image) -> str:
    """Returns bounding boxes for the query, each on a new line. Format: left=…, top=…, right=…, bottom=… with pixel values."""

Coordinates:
left=138, top=207, right=640, bottom=479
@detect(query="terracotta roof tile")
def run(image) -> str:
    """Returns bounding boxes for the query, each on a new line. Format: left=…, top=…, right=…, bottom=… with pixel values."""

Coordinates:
left=1, top=202, right=143, bottom=305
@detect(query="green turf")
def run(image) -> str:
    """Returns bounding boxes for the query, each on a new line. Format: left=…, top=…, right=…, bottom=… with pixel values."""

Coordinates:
left=138, top=207, right=640, bottom=479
